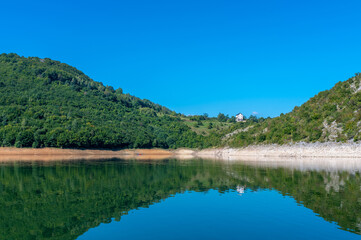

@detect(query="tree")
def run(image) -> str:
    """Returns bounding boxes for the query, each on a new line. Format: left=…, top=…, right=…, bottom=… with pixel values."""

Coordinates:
left=228, top=116, right=236, bottom=123
left=15, top=130, right=34, bottom=148
left=217, top=113, right=228, bottom=122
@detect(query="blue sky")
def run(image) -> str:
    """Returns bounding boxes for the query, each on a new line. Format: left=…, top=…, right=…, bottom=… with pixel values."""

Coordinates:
left=1, top=0, right=361, bottom=117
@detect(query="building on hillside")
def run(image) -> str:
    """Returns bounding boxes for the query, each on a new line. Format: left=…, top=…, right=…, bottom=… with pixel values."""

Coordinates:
left=236, top=113, right=246, bottom=122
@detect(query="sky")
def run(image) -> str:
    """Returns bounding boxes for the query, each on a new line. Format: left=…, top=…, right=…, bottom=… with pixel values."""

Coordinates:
left=1, top=0, right=361, bottom=117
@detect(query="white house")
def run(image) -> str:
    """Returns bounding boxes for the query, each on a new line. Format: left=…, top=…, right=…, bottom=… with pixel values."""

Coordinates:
left=236, top=113, right=246, bottom=122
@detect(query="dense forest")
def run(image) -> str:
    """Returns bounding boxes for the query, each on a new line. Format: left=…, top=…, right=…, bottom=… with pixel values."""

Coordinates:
left=0, top=53, right=227, bottom=149
left=0, top=159, right=359, bottom=239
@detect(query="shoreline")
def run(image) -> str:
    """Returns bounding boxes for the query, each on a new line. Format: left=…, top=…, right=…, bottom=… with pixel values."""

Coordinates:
left=1, top=142, right=361, bottom=161
left=0, top=148, right=174, bottom=161
left=195, top=142, right=361, bottom=159
left=0, top=147, right=173, bottom=156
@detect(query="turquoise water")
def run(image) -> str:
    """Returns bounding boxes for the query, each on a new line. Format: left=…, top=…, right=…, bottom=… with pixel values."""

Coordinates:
left=1, top=159, right=360, bottom=239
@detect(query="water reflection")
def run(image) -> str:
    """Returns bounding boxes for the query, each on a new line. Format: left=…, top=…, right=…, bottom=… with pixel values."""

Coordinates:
left=0, top=158, right=360, bottom=239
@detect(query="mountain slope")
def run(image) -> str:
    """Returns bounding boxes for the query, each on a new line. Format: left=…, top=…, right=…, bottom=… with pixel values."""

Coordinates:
left=1, top=53, right=360, bottom=149
left=0, top=53, right=209, bottom=149
left=227, top=73, right=361, bottom=146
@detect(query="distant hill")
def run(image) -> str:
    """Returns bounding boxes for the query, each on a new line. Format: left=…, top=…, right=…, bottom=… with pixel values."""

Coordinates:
left=0, top=53, right=215, bottom=149
left=226, top=72, right=361, bottom=146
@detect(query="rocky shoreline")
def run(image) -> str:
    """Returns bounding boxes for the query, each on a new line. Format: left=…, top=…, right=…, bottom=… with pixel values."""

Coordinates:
left=192, top=142, right=361, bottom=159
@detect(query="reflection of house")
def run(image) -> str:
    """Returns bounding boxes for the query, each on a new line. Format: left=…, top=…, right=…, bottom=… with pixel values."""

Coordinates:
left=236, top=185, right=246, bottom=196
left=236, top=113, right=246, bottom=122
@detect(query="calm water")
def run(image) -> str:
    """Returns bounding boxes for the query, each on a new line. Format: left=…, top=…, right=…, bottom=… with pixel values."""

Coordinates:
left=1, top=158, right=361, bottom=240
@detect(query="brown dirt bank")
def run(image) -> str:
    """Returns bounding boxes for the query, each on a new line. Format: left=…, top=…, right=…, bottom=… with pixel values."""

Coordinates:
left=0, top=147, right=173, bottom=162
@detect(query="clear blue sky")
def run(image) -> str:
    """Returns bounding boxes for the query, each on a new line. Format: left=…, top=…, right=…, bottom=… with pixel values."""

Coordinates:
left=2, top=0, right=361, bottom=117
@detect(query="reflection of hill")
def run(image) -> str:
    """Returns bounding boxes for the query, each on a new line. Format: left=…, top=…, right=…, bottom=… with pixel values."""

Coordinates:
left=0, top=160, right=236, bottom=240
left=0, top=159, right=360, bottom=239
left=225, top=164, right=361, bottom=234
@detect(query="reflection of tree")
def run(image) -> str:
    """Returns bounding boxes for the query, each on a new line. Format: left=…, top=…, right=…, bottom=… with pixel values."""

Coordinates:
left=0, top=159, right=360, bottom=240
left=0, top=160, right=237, bottom=240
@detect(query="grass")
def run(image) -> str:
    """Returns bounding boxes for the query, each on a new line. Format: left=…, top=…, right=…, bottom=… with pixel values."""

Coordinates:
left=181, top=117, right=235, bottom=136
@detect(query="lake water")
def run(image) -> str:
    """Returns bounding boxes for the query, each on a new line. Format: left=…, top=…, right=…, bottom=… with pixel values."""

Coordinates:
left=1, top=158, right=361, bottom=239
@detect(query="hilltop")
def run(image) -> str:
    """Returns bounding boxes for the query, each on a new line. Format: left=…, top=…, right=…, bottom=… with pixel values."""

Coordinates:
left=226, top=72, right=361, bottom=146
left=0, top=53, right=225, bottom=149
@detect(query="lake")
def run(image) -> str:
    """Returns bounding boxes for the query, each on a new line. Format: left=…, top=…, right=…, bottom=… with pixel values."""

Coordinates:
left=1, top=158, right=361, bottom=239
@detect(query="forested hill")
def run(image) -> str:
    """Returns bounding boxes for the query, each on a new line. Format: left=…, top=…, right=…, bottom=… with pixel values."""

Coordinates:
left=0, top=53, right=214, bottom=149
left=2, top=53, right=360, bottom=149
left=226, top=72, right=361, bottom=146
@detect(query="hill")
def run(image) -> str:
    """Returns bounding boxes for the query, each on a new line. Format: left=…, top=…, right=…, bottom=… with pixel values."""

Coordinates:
left=226, top=73, right=361, bottom=146
left=0, top=53, right=221, bottom=149
left=1, top=53, right=360, bottom=149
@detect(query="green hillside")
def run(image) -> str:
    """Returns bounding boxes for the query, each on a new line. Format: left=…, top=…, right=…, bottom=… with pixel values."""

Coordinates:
left=227, top=73, right=361, bottom=146
left=0, top=53, right=220, bottom=149
left=1, top=53, right=360, bottom=149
